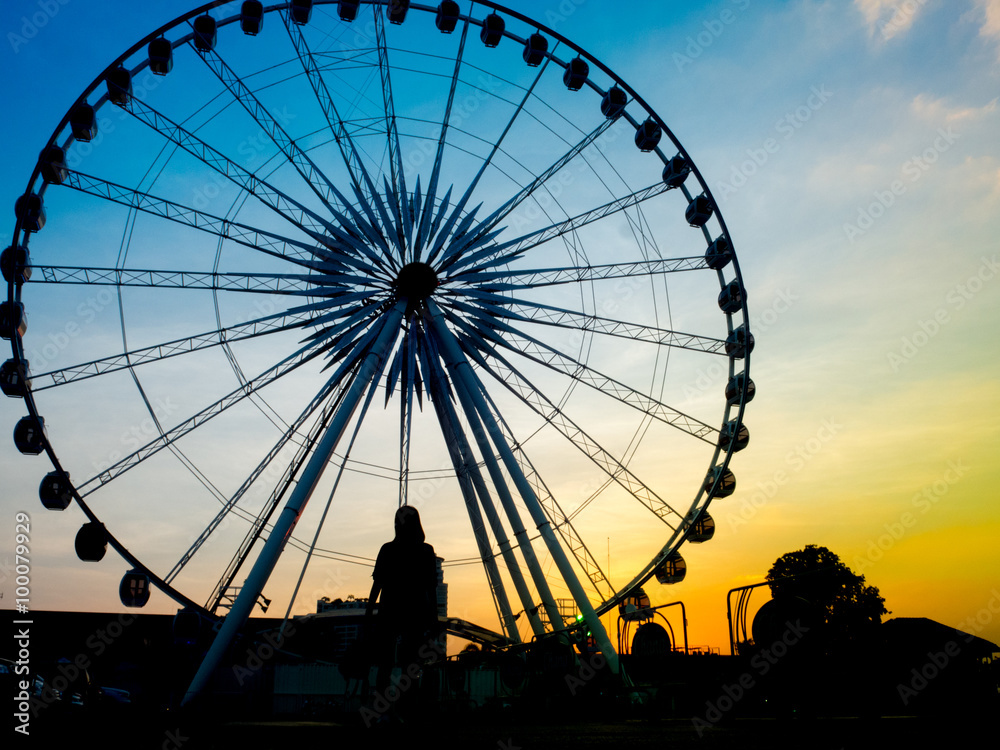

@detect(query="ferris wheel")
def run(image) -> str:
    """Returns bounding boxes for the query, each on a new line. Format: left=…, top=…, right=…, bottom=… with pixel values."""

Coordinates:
left=3, top=0, right=753, bottom=693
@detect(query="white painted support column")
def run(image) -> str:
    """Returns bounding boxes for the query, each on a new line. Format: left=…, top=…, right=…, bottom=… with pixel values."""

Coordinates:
left=425, top=300, right=620, bottom=673
left=183, top=302, right=405, bottom=705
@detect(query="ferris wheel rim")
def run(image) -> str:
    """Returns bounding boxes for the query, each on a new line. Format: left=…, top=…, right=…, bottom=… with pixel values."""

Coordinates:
left=4, top=0, right=753, bottom=639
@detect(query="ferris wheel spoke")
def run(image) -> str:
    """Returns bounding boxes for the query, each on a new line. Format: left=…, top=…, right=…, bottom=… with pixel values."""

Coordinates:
left=448, top=306, right=719, bottom=442
left=205, top=362, right=367, bottom=611
left=59, top=170, right=330, bottom=270
left=373, top=8, right=405, bottom=221
left=75, top=339, right=328, bottom=496
left=415, top=15, right=470, bottom=262
left=449, top=184, right=683, bottom=276
left=281, top=6, right=384, bottom=211
left=189, top=32, right=352, bottom=218
left=450, top=324, right=683, bottom=529
left=31, top=309, right=311, bottom=392
left=166, top=368, right=353, bottom=585
left=26, top=265, right=316, bottom=295
left=455, top=254, right=706, bottom=289
left=432, top=46, right=556, bottom=256
left=471, top=372, right=616, bottom=602
left=120, top=95, right=357, bottom=248
left=448, top=291, right=727, bottom=356
left=440, top=117, right=617, bottom=274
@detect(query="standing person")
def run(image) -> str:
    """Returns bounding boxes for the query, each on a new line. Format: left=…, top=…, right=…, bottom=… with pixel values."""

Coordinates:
left=365, top=505, right=439, bottom=704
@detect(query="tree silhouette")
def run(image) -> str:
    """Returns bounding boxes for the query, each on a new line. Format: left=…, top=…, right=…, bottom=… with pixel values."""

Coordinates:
left=766, top=544, right=887, bottom=651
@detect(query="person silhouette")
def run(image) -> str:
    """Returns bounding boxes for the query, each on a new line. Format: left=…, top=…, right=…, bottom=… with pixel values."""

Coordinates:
left=365, top=505, right=439, bottom=704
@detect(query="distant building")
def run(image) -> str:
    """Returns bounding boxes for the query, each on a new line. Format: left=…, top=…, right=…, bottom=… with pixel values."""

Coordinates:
left=312, top=556, right=448, bottom=657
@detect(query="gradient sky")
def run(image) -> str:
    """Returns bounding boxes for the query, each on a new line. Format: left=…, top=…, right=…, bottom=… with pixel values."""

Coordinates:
left=1, top=0, right=998, bottom=656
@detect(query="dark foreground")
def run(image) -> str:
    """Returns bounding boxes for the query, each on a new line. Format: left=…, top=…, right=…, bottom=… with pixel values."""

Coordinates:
left=23, top=712, right=994, bottom=749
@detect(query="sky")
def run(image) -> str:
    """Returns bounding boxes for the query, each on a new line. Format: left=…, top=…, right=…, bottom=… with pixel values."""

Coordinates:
left=1, top=0, right=998, bottom=659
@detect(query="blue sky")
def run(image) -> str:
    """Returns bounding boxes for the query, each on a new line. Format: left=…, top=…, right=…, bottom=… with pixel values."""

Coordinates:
left=1, top=0, right=999, bottom=653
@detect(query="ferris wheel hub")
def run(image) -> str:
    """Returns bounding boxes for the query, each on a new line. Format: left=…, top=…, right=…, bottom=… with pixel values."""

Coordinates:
left=394, top=261, right=439, bottom=302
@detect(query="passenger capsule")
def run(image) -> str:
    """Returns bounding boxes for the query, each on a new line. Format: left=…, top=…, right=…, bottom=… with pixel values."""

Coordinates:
left=704, top=466, right=736, bottom=498
left=70, top=103, right=98, bottom=142
left=15, top=193, right=45, bottom=233
left=193, top=14, right=218, bottom=51
left=1, top=358, right=31, bottom=398
left=685, top=193, right=714, bottom=227
left=75, top=521, right=108, bottom=562
left=436, top=1, right=460, bottom=33
left=719, top=420, right=750, bottom=452
left=14, top=415, right=45, bottom=455
left=654, top=552, right=686, bottom=585
left=40, top=470, right=72, bottom=510
left=338, top=0, right=359, bottom=21
left=1, top=301, right=27, bottom=340
left=149, top=37, right=173, bottom=75
left=705, top=235, right=732, bottom=270
left=687, top=512, right=716, bottom=543
left=120, top=569, right=151, bottom=608
left=290, top=0, right=313, bottom=25
left=37, top=145, right=67, bottom=186
left=563, top=57, right=589, bottom=91
left=1, top=245, right=31, bottom=285
left=241, top=1, right=264, bottom=35
left=662, top=155, right=690, bottom=188
left=387, top=0, right=410, bottom=24
left=725, top=372, right=755, bottom=406
left=725, top=325, right=754, bottom=358
left=634, top=118, right=661, bottom=152
left=601, top=86, right=627, bottom=119
left=480, top=11, right=503, bottom=46
left=718, top=279, right=744, bottom=314
left=523, top=33, right=547, bottom=66
left=106, top=66, right=133, bottom=106
left=618, top=589, right=652, bottom=621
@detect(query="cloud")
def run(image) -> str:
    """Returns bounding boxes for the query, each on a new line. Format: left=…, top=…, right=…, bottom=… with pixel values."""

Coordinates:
left=973, top=0, right=1000, bottom=56
left=910, top=93, right=1000, bottom=123
left=855, top=0, right=929, bottom=40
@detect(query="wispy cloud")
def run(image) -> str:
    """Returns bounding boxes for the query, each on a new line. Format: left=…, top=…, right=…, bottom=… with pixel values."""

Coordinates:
left=973, top=0, right=1000, bottom=57
left=855, top=0, right=928, bottom=40
left=910, top=93, right=1000, bottom=123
